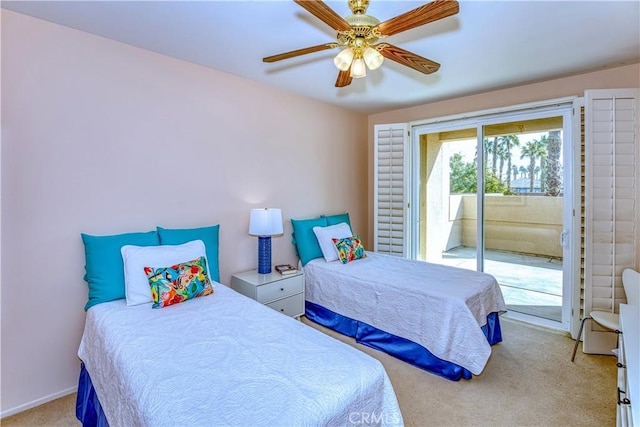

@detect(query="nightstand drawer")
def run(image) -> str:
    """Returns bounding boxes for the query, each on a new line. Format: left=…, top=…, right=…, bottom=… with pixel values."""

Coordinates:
left=256, top=275, right=304, bottom=303
left=230, top=269, right=305, bottom=319
left=266, top=293, right=304, bottom=317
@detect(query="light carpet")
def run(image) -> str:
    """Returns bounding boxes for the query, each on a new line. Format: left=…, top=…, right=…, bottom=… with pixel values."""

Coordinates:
left=2, top=316, right=616, bottom=427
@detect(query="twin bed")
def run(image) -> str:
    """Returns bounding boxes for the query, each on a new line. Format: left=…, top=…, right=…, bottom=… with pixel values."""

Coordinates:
left=76, top=226, right=402, bottom=426
left=292, top=213, right=507, bottom=381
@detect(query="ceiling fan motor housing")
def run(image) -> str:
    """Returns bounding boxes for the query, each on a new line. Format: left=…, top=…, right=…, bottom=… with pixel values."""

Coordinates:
left=339, top=8, right=381, bottom=48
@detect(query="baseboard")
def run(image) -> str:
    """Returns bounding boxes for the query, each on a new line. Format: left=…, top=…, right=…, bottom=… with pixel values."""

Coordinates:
left=0, top=386, right=77, bottom=419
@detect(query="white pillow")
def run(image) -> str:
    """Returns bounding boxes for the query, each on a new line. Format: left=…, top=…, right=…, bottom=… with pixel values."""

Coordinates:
left=313, top=222, right=353, bottom=262
left=121, top=240, right=209, bottom=306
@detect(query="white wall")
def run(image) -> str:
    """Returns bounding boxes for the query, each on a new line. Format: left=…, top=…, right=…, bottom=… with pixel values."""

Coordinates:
left=0, top=10, right=368, bottom=415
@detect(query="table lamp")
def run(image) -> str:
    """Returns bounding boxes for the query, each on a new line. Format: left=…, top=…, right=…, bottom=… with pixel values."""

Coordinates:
left=249, top=208, right=283, bottom=274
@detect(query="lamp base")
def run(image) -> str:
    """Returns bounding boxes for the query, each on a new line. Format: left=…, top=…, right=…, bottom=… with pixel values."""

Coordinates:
left=257, top=236, right=272, bottom=274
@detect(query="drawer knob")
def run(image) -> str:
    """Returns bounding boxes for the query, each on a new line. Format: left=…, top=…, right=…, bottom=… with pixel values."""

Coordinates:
left=280, top=308, right=285, bottom=312
left=280, top=288, right=284, bottom=291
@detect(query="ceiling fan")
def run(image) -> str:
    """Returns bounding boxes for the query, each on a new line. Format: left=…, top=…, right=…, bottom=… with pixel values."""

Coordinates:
left=263, top=0, right=460, bottom=88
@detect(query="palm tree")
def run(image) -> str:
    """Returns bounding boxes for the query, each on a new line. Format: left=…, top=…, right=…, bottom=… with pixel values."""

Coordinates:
left=491, top=137, right=499, bottom=176
left=545, top=130, right=562, bottom=196
left=483, top=137, right=499, bottom=174
left=537, top=135, right=549, bottom=193
left=521, top=139, right=547, bottom=193
left=498, top=135, right=520, bottom=190
left=519, top=166, right=527, bottom=179
left=511, top=164, right=518, bottom=181
left=497, top=143, right=508, bottom=181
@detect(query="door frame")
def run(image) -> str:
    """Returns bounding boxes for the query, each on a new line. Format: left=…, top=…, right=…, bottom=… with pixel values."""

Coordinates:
left=410, top=98, right=577, bottom=331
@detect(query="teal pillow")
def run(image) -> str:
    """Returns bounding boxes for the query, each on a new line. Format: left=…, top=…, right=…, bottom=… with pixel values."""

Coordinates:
left=291, top=217, right=327, bottom=266
left=81, top=230, right=160, bottom=311
left=157, top=225, right=220, bottom=282
left=323, top=212, right=351, bottom=228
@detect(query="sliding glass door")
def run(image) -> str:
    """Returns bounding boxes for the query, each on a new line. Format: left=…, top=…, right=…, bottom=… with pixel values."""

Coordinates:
left=411, top=104, right=574, bottom=330
left=480, top=116, right=569, bottom=325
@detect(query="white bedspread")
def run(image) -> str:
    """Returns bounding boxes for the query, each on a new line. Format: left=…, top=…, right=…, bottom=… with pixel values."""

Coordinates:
left=78, top=284, right=403, bottom=427
left=304, top=252, right=506, bottom=375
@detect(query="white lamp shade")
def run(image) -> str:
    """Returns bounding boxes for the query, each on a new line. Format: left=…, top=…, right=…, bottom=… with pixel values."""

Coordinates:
left=363, top=47, right=384, bottom=70
left=333, top=48, right=354, bottom=71
left=350, top=57, right=366, bottom=78
left=249, top=208, right=283, bottom=236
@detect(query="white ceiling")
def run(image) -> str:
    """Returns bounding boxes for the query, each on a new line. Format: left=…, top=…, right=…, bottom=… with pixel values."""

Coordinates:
left=3, top=0, right=639, bottom=114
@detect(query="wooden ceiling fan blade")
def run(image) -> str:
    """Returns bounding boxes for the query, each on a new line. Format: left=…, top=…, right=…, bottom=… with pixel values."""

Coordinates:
left=263, top=43, right=338, bottom=62
left=375, top=0, right=459, bottom=37
left=377, top=43, right=440, bottom=74
left=335, top=69, right=352, bottom=87
left=294, top=0, right=352, bottom=32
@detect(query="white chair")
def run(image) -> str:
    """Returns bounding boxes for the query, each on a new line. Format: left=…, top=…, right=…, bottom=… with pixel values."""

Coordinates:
left=571, top=268, right=640, bottom=362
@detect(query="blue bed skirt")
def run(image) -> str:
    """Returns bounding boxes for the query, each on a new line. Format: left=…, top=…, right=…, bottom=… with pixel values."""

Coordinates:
left=76, top=363, right=109, bottom=427
left=305, top=301, right=502, bottom=381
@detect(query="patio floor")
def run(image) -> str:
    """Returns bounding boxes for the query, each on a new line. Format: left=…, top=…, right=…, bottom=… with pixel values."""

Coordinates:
left=438, top=246, right=563, bottom=323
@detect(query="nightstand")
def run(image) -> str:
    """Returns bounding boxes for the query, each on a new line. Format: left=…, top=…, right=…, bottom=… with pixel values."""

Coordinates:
left=230, top=270, right=305, bottom=318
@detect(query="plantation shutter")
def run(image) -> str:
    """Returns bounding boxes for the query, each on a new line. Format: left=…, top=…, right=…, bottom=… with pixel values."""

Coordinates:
left=374, top=124, right=409, bottom=257
left=583, top=88, right=639, bottom=354
left=578, top=102, right=587, bottom=335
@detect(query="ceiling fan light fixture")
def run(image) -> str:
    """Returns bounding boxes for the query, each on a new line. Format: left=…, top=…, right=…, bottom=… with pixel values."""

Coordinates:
left=363, top=46, right=384, bottom=70
left=334, top=47, right=354, bottom=71
left=350, top=57, right=367, bottom=78
left=265, top=0, right=460, bottom=88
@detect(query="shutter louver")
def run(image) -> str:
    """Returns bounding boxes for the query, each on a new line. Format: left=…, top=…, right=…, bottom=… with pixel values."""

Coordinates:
left=580, top=105, right=586, bottom=324
left=374, top=124, right=408, bottom=257
left=583, top=89, right=639, bottom=354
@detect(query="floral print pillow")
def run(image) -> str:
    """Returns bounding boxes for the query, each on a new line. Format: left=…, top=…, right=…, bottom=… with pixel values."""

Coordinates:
left=332, top=235, right=367, bottom=264
left=145, top=256, right=214, bottom=308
